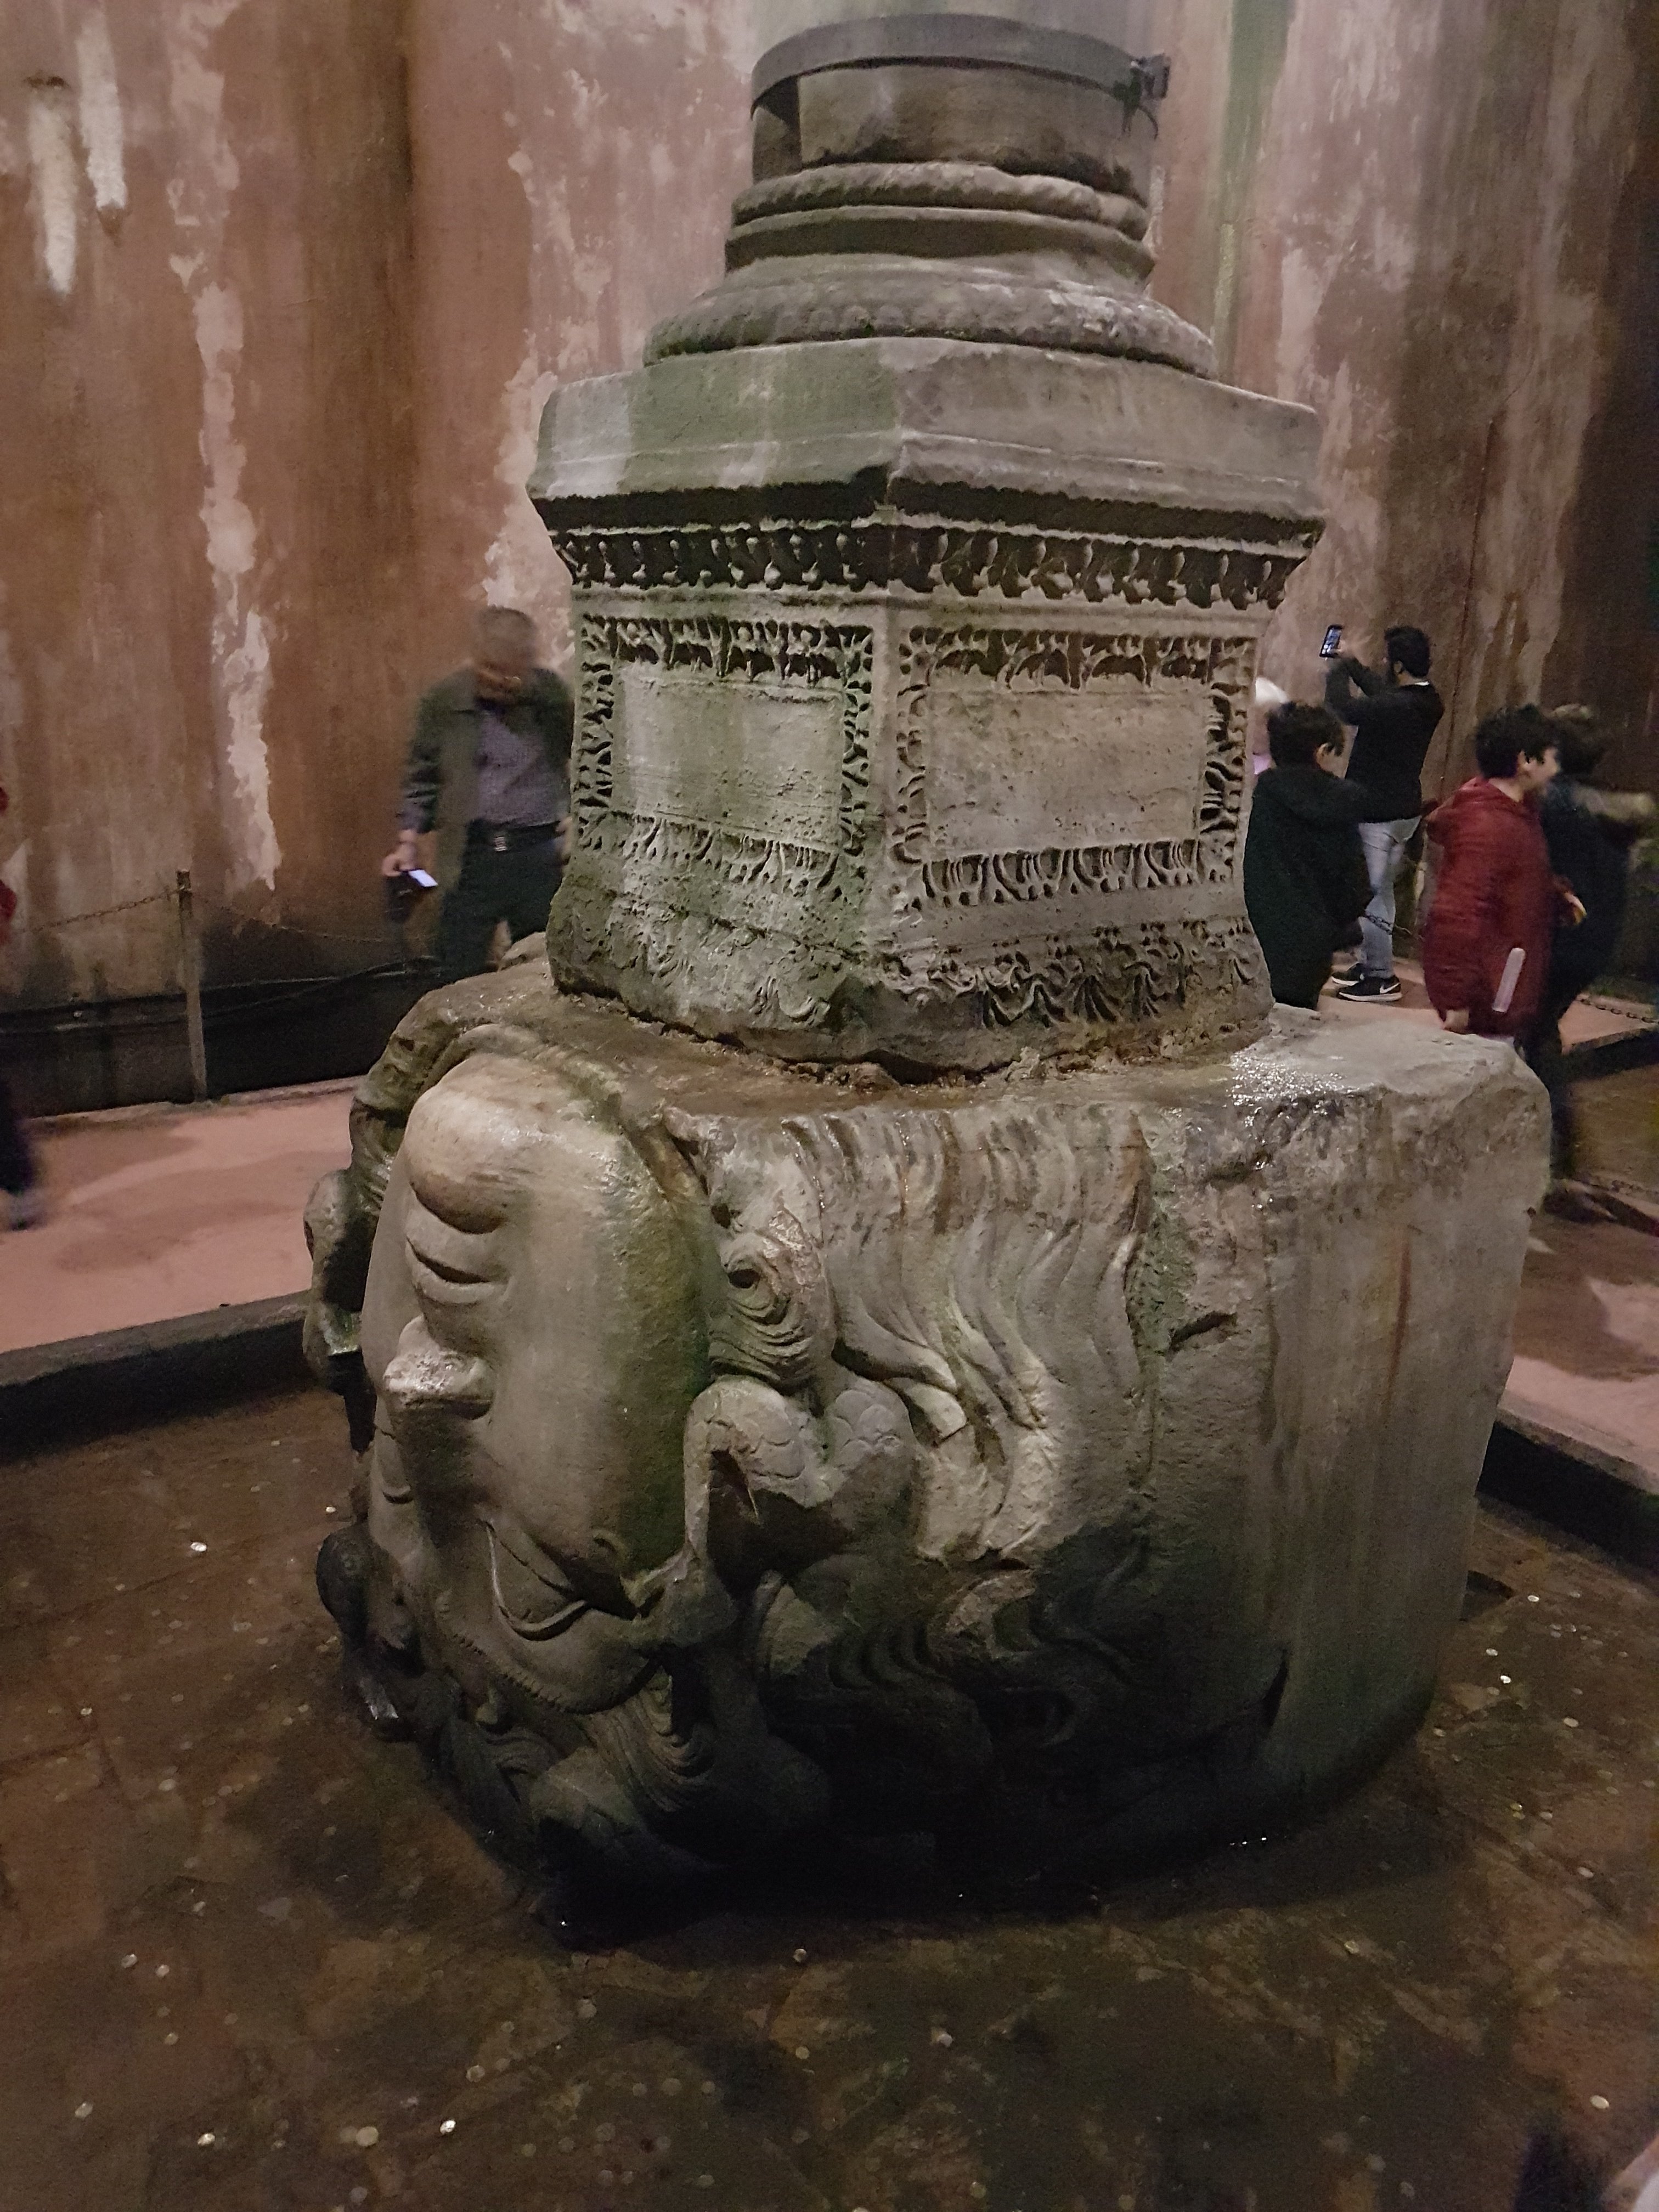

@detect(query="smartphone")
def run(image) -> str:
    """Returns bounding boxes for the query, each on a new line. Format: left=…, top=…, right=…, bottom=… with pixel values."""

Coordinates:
left=384, top=866, right=439, bottom=923
left=1319, top=624, right=1345, bottom=659
left=1491, top=946, right=1527, bottom=1017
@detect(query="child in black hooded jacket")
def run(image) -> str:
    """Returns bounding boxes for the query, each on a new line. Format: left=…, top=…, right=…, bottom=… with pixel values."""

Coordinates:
left=1244, top=702, right=1374, bottom=1008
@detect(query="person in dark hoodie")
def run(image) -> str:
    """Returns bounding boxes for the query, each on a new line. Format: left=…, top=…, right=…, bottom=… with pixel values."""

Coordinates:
left=1421, top=705, right=1583, bottom=1040
left=1244, top=701, right=1373, bottom=1008
left=1526, top=704, right=1656, bottom=1178
left=1325, top=625, right=1444, bottom=1002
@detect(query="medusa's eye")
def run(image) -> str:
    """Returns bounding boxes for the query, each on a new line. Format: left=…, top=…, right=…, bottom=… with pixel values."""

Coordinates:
left=404, top=1205, right=502, bottom=1312
left=373, top=1419, right=414, bottom=1505
left=487, top=1522, right=588, bottom=1642
left=721, top=1234, right=792, bottom=1324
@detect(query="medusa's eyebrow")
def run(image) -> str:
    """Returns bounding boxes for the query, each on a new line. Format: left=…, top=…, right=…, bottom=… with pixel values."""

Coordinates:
left=407, top=1186, right=510, bottom=1237
left=404, top=1144, right=515, bottom=1236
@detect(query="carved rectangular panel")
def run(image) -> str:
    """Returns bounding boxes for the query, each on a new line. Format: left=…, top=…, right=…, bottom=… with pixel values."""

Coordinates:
left=614, top=667, right=845, bottom=853
left=548, top=499, right=1284, bottom=1056
left=574, top=613, right=874, bottom=940
left=920, top=675, right=1209, bottom=857
left=894, top=624, right=1252, bottom=912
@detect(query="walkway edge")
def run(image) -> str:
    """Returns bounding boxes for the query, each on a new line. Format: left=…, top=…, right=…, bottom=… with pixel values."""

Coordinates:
left=1, top=1294, right=311, bottom=1458
left=5, top=1301, right=1653, bottom=1580
left=1496, top=1397, right=1659, bottom=1498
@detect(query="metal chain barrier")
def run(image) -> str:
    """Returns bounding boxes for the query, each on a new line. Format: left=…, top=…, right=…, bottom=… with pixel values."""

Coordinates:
left=2, top=877, right=426, bottom=1105
left=3, top=887, right=403, bottom=957
left=2, top=889, right=176, bottom=938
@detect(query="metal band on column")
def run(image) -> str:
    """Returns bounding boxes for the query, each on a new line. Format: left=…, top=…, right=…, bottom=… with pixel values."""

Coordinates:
left=752, top=15, right=1148, bottom=105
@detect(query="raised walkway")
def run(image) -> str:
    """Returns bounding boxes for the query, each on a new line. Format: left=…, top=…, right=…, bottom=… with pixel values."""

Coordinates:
left=0, top=1082, right=351, bottom=1355
left=2, top=1000, right=1655, bottom=1493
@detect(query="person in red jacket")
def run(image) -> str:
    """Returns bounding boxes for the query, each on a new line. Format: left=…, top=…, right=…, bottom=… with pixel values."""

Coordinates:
left=1422, top=706, right=1584, bottom=1038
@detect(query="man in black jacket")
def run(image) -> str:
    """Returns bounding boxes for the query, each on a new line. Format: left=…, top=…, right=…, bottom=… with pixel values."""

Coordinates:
left=1528, top=704, right=1656, bottom=1178
left=1325, top=625, right=1444, bottom=1002
left=1244, top=702, right=1373, bottom=1008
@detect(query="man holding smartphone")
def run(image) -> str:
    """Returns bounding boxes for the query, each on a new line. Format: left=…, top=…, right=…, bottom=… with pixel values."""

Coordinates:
left=1323, top=624, right=1443, bottom=1002
left=383, top=605, right=573, bottom=984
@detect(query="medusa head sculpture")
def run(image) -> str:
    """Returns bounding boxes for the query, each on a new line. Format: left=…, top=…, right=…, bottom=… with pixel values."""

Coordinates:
left=307, top=972, right=1301, bottom=1900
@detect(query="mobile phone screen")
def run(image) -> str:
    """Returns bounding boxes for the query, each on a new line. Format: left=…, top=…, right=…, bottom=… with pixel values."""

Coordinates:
left=407, top=868, right=438, bottom=890
left=1320, top=625, right=1344, bottom=659
left=1492, top=946, right=1526, bottom=1017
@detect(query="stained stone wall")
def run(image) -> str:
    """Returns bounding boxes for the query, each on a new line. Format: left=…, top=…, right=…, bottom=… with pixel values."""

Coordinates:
left=5, top=0, right=1654, bottom=1082
left=1148, top=0, right=1659, bottom=795
left=0, top=0, right=755, bottom=1036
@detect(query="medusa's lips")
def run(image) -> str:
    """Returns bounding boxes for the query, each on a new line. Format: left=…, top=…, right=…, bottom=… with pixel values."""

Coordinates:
left=487, top=1522, right=590, bottom=1642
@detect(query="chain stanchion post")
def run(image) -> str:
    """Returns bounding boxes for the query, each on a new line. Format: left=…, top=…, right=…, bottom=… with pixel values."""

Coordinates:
left=176, top=869, right=208, bottom=1102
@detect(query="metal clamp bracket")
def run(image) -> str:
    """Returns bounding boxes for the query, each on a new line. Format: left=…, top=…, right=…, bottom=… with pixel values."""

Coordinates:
left=752, top=14, right=1166, bottom=108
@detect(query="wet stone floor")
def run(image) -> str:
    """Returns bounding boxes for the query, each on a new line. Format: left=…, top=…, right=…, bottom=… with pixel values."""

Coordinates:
left=0, top=1390, right=1653, bottom=2212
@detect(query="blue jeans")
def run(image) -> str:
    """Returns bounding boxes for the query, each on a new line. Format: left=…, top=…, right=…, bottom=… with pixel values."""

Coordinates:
left=1358, top=816, right=1419, bottom=980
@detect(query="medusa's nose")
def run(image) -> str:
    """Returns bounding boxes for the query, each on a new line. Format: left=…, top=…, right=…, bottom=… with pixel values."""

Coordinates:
left=382, top=1316, right=494, bottom=1426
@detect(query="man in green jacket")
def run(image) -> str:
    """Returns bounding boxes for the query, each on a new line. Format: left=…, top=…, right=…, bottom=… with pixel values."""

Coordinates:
left=383, top=606, right=574, bottom=983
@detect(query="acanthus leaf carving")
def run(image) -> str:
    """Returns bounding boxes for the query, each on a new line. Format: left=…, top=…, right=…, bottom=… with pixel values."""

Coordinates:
left=545, top=517, right=1312, bottom=612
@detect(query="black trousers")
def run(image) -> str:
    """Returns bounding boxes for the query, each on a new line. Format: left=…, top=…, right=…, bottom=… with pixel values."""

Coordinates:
left=436, top=835, right=562, bottom=985
left=1523, top=965, right=1595, bottom=1181
left=0, top=1071, right=37, bottom=1197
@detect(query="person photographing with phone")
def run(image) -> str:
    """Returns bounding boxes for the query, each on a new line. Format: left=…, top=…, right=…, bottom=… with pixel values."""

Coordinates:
left=383, top=605, right=573, bottom=985
left=1323, top=624, right=1444, bottom=1002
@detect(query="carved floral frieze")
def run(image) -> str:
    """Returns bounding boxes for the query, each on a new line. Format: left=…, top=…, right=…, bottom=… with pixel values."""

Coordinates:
left=545, top=517, right=1312, bottom=611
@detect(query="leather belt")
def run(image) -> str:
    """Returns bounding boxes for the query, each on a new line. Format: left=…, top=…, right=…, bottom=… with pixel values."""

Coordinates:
left=470, top=821, right=558, bottom=855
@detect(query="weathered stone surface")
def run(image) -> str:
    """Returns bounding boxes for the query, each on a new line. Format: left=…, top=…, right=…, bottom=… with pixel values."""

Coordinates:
left=531, top=338, right=1320, bottom=1070
left=749, top=3, right=1169, bottom=200
left=306, top=0, right=1558, bottom=1924
left=308, top=970, right=1547, bottom=1890
left=650, top=257, right=1214, bottom=374
left=534, top=336, right=1319, bottom=524
left=686, top=3, right=1203, bottom=366
left=754, top=0, right=1155, bottom=40
left=791, top=63, right=1155, bottom=199
left=733, top=160, right=1153, bottom=238
left=658, top=136, right=1206, bottom=369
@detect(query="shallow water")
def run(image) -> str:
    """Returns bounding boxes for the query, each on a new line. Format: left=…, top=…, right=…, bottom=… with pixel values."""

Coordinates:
left=0, top=1387, right=1651, bottom=2211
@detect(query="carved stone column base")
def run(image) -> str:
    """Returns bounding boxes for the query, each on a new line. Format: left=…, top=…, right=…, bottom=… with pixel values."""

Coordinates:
left=647, top=162, right=1212, bottom=372
left=309, top=973, right=1547, bottom=1892
left=532, top=337, right=1322, bottom=1071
